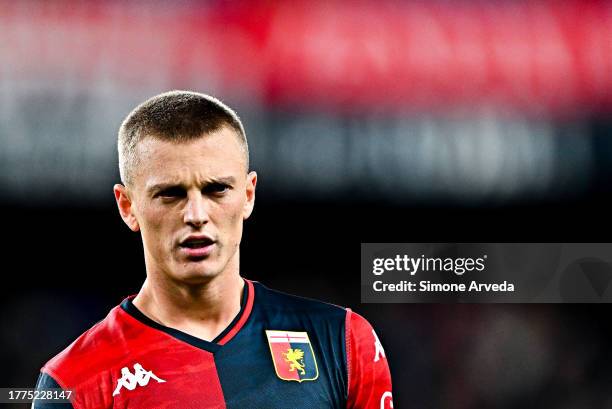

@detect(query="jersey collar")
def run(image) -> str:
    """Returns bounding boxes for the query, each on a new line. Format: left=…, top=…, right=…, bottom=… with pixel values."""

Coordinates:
left=120, top=278, right=255, bottom=353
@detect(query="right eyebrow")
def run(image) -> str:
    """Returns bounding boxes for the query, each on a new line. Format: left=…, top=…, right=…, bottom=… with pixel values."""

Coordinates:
left=147, top=183, right=183, bottom=195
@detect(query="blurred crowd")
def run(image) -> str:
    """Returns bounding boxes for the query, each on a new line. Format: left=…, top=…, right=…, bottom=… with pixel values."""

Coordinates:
left=1, top=1, right=611, bottom=408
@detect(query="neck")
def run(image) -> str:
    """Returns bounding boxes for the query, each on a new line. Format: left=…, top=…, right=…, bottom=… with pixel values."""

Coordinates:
left=132, top=263, right=244, bottom=342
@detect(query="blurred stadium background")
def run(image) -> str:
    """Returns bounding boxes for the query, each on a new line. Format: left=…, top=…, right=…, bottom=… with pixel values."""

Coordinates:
left=1, top=1, right=611, bottom=408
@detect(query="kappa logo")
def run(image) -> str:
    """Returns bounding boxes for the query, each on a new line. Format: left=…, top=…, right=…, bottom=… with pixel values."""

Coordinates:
left=112, top=363, right=166, bottom=396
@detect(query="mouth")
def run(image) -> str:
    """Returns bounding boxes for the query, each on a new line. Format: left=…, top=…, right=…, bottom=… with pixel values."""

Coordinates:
left=179, top=235, right=216, bottom=258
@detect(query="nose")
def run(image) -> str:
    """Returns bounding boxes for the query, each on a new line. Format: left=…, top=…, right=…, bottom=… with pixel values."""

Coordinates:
left=184, top=192, right=209, bottom=227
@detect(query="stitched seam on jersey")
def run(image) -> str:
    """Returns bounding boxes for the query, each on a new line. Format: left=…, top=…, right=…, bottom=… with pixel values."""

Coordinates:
left=345, top=308, right=353, bottom=403
left=41, top=368, right=67, bottom=390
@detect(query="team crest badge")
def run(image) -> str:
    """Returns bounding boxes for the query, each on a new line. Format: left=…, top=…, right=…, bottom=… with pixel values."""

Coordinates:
left=265, top=330, right=319, bottom=382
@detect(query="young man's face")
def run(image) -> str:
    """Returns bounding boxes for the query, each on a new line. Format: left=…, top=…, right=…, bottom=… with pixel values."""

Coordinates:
left=115, top=126, right=256, bottom=284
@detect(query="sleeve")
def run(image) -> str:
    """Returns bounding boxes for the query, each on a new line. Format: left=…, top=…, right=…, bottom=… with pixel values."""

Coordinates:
left=345, top=309, right=393, bottom=409
left=32, top=372, right=75, bottom=409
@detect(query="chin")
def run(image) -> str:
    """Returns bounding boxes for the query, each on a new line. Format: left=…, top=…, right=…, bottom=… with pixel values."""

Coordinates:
left=174, top=266, right=221, bottom=284
left=173, top=274, right=216, bottom=286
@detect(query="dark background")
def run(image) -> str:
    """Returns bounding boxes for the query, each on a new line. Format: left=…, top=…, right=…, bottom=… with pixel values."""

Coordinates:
left=2, top=1, right=612, bottom=408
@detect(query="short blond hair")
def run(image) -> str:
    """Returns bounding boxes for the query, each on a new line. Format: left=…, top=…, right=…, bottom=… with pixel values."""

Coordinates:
left=118, top=90, right=248, bottom=186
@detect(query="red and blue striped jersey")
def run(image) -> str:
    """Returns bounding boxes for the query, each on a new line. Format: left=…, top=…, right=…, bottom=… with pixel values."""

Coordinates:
left=35, top=280, right=393, bottom=408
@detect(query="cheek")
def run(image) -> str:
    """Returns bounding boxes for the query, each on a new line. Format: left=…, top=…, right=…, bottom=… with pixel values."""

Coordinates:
left=218, top=200, right=245, bottom=234
left=140, top=209, right=174, bottom=246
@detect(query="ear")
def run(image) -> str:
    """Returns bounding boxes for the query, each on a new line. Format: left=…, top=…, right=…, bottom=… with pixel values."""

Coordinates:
left=243, top=171, right=257, bottom=220
left=113, top=184, right=140, bottom=232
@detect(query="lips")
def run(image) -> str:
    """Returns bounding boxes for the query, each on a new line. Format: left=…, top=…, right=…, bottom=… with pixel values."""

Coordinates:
left=179, top=235, right=216, bottom=258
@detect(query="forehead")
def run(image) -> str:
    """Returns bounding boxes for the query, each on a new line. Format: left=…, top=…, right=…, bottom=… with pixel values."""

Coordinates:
left=133, top=127, right=246, bottom=187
